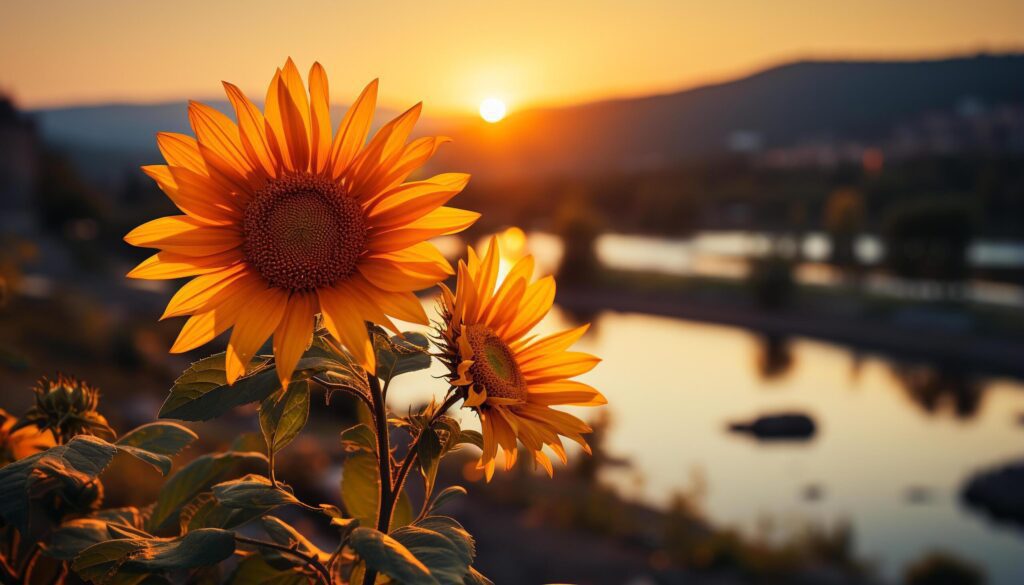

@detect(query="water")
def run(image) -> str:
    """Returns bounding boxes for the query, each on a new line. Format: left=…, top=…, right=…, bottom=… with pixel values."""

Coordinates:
left=394, top=303, right=1024, bottom=584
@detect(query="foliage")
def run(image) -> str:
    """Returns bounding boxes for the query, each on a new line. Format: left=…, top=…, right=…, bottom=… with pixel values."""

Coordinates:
left=0, top=325, right=495, bottom=584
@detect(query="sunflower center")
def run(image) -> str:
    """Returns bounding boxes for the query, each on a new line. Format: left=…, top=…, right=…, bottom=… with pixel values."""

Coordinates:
left=243, top=173, right=366, bottom=291
left=464, top=324, right=527, bottom=402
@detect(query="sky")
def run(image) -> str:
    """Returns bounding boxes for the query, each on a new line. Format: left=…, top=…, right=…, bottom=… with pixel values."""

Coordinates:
left=1, top=0, right=1022, bottom=115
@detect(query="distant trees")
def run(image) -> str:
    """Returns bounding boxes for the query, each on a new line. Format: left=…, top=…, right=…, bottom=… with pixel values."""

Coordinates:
left=882, top=198, right=975, bottom=292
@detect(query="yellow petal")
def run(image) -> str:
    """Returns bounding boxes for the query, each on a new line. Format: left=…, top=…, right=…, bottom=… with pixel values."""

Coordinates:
left=169, top=274, right=267, bottom=353
left=515, top=324, right=590, bottom=365
left=276, top=70, right=310, bottom=172
left=347, top=103, right=421, bottom=199
left=503, top=276, right=556, bottom=341
left=527, top=380, right=607, bottom=407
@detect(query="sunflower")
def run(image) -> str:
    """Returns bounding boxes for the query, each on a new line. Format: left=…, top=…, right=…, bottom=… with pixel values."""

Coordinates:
left=437, top=238, right=605, bottom=479
left=126, top=59, right=478, bottom=387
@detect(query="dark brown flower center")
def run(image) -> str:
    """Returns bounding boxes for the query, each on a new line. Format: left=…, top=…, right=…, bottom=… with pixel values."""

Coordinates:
left=243, top=173, right=366, bottom=291
left=464, top=324, right=527, bottom=402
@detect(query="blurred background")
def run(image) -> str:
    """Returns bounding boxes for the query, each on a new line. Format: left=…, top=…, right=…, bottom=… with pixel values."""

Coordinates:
left=2, top=1, right=1024, bottom=583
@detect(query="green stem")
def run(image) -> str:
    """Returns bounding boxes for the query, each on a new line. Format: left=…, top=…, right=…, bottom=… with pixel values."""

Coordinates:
left=234, top=535, right=331, bottom=584
left=392, top=391, right=462, bottom=510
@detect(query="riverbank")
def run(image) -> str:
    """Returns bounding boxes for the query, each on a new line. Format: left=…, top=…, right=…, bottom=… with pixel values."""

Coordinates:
left=558, top=271, right=1024, bottom=379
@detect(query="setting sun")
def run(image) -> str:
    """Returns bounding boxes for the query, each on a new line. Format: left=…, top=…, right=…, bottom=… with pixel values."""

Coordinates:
left=479, top=97, right=507, bottom=123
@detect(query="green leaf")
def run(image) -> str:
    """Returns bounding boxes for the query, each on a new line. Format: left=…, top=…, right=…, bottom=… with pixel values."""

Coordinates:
left=213, top=474, right=303, bottom=510
left=340, top=423, right=377, bottom=453
left=258, top=516, right=327, bottom=570
left=349, top=527, right=438, bottom=585
left=428, top=486, right=467, bottom=515
left=180, top=492, right=266, bottom=532
left=391, top=516, right=474, bottom=584
left=371, top=327, right=432, bottom=382
left=159, top=353, right=339, bottom=421
left=73, top=529, right=236, bottom=581
left=342, top=453, right=413, bottom=531
left=456, top=430, right=483, bottom=450
left=49, top=518, right=111, bottom=560
left=148, top=451, right=267, bottom=533
left=115, top=445, right=175, bottom=476
left=259, top=381, right=310, bottom=455
left=116, top=422, right=197, bottom=455
left=228, top=554, right=311, bottom=585
left=0, top=435, right=117, bottom=530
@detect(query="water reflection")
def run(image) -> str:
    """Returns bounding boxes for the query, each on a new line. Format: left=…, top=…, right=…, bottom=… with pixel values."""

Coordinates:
left=394, top=303, right=1024, bottom=584
left=890, top=363, right=986, bottom=419
left=755, top=334, right=795, bottom=380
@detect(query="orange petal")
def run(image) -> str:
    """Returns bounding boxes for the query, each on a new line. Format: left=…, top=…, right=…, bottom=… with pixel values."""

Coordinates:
left=188, top=101, right=254, bottom=193
left=226, top=287, right=289, bottom=383
left=223, top=82, right=278, bottom=177
left=503, top=276, right=556, bottom=341
left=521, top=351, right=601, bottom=384
left=168, top=274, right=268, bottom=353
left=330, top=79, right=378, bottom=179
left=161, top=263, right=250, bottom=319
left=347, top=103, right=421, bottom=199
left=273, top=291, right=316, bottom=389
left=163, top=166, right=242, bottom=224
left=308, top=62, right=333, bottom=174
left=357, top=258, right=444, bottom=293
left=317, top=286, right=375, bottom=373
left=127, top=250, right=241, bottom=280
left=367, top=207, right=480, bottom=253
left=156, top=132, right=206, bottom=173
left=515, top=324, right=590, bottom=364
left=367, top=136, right=452, bottom=196
left=367, top=173, right=470, bottom=229
left=124, top=216, right=242, bottom=256
left=527, top=380, right=606, bottom=407
left=367, top=286, right=428, bottom=325
left=276, top=71, right=310, bottom=172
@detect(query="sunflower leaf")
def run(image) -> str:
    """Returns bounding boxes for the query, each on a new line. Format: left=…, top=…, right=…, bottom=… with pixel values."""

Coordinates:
left=427, top=486, right=467, bottom=515
left=212, top=474, right=304, bottom=511
left=349, top=527, right=438, bottom=585
left=390, top=516, right=475, bottom=584
left=259, top=381, right=310, bottom=455
left=369, top=326, right=431, bottom=382
left=117, top=422, right=197, bottom=456
left=228, top=552, right=312, bottom=585
left=342, top=453, right=413, bottom=531
left=148, top=451, right=267, bottom=533
left=72, top=528, right=236, bottom=580
left=160, top=352, right=338, bottom=422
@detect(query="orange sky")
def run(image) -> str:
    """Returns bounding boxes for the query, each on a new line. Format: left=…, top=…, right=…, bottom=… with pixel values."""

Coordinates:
left=1, top=0, right=1022, bottom=115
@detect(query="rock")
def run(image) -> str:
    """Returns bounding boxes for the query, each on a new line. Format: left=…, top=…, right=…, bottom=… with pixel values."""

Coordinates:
left=962, top=460, right=1024, bottom=526
left=727, top=413, right=816, bottom=441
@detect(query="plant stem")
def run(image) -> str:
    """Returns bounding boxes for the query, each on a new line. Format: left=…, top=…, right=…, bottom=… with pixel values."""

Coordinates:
left=363, top=373, right=392, bottom=585
left=392, top=392, right=462, bottom=505
left=311, top=376, right=373, bottom=410
left=267, top=445, right=278, bottom=488
left=234, top=535, right=331, bottom=584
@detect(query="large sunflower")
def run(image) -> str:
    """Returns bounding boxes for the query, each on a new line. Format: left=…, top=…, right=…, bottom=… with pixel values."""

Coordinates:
left=126, top=59, right=477, bottom=387
left=437, top=238, right=605, bottom=479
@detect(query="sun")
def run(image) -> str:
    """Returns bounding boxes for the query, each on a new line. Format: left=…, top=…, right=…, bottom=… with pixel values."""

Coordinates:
left=479, top=97, right=507, bottom=123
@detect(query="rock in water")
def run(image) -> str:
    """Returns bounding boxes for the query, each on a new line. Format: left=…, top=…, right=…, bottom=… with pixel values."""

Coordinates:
left=727, top=413, right=816, bottom=441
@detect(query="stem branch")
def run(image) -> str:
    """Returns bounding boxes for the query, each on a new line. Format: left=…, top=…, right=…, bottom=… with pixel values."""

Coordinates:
left=234, top=535, right=330, bottom=584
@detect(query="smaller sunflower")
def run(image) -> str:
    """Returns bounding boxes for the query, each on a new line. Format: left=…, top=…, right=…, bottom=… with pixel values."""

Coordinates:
left=437, top=237, right=605, bottom=479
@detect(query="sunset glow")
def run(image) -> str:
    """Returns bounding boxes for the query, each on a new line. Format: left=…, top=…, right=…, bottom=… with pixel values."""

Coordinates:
left=479, top=97, right=507, bottom=122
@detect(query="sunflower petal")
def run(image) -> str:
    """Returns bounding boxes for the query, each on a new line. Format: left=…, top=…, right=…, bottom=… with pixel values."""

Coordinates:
left=273, top=292, right=316, bottom=389
left=223, top=82, right=278, bottom=177
left=308, top=62, right=333, bottom=173
left=225, top=287, right=289, bottom=383
left=330, top=79, right=378, bottom=179
left=125, top=216, right=242, bottom=256
left=367, top=173, right=471, bottom=228
left=317, top=286, right=375, bottom=373
left=161, top=263, right=250, bottom=319
left=127, top=250, right=241, bottom=280
left=367, top=207, right=480, bottom=253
